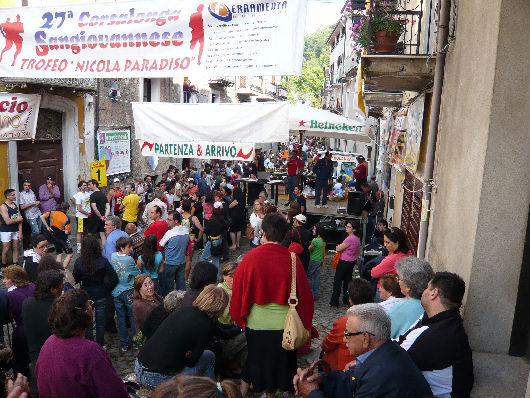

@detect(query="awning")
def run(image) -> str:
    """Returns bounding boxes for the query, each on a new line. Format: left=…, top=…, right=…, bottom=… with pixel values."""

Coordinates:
left=289, top=104, right=370, bottom=142
left=132, top=102, right=289, bottom=160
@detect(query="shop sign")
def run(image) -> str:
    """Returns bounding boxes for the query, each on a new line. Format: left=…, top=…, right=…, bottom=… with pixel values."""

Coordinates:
left=97, top=129, right=131, bottom=175
left=0, top=93, right=40, bottom=140
left=0, top=0, right=307, bottom=78
left=90, top=160, right=107, bottom=187
left=140, top=140, right=255, bottom=161
left=300, top=119, right=363, bottom=133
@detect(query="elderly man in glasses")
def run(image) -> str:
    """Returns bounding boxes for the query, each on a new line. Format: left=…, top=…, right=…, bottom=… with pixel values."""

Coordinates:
left=293, top=304, right=432, bottom=398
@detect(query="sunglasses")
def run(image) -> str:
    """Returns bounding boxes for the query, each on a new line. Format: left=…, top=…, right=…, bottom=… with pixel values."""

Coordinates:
left=344, top=330, right=375, bottom=338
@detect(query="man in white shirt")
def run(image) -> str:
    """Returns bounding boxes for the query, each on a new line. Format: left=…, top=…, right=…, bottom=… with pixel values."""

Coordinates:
left=19, top=179, right=41, bottom=236
left=71, top=180, right=91, bottom=253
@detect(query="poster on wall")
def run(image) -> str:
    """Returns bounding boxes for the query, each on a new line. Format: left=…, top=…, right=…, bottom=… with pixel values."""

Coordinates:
left=0, top=0, right=307, bottom=78
left=388, top=109, right=407, bottom=167
left=97, top=129, right=131, bottom=175
left=404, top=95, right=425, bottom=172
left=0, top=93, right=40, bottom=140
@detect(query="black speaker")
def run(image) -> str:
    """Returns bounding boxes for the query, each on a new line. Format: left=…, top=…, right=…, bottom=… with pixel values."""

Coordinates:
left=347, top=191, right=364, bottom=215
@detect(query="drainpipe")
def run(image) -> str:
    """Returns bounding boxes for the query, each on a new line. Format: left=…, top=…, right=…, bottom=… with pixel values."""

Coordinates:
left=417, top=0, right=451, bottom=259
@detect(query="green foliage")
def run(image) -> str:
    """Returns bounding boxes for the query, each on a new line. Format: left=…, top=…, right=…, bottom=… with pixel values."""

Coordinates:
left=283, top=26, right=332, bottom=107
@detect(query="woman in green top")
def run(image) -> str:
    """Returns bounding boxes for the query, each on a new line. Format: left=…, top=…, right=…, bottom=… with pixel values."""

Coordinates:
left=307, top=223, right=325, bottom=299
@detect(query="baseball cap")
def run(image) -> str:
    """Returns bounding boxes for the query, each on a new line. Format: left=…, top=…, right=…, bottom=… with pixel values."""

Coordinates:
left=356, top=155, right=365, bottom=160
left=46, top=174, right=56, bottom=181
left=23, top=178, right=31, bottom=183
left=113, top=177, right=120, bottom=182
left=294, top=214, right=306, bottom=224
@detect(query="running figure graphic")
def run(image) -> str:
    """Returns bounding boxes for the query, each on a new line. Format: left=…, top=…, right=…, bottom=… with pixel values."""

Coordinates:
left=189, top=5, right=205, bottom=65
left=0, top=15, right=24, bottom=66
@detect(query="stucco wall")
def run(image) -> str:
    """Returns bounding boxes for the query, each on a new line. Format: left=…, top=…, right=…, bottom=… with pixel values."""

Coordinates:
left=427, top=0, right=530, bottom=353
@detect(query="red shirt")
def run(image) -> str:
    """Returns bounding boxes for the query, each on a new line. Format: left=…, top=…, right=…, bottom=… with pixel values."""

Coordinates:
left=287, top=156, right=303, bottom=176
left=144, top=220, right=169, bottom=251
left=354, top=161, right=368, bottom=179
left=321, top=316, right=355, bottom=371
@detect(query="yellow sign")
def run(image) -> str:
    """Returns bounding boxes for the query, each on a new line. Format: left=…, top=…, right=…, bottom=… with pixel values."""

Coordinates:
left=90, top=160, right=107, bottom=187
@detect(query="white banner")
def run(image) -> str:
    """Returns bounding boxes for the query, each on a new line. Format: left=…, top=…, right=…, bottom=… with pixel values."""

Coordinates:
left=140, top=140, right=255, bottom=161
left=133, top=102, right=289, bottom=143
left=0, top=0, right=307, bottom=78
left=97, top=129, right=131, bottom=175
left=0, top=93, right=40, bottom=140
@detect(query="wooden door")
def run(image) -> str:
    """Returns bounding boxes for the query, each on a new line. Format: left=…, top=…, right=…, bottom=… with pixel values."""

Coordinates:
left=400, top=170, right=423, bottom=255
left=17, top=140, right=64, bottom=202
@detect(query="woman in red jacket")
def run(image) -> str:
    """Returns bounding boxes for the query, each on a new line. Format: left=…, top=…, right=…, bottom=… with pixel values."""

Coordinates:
left=230, top=213, right=313, bottom=398
left=370, top=227, right=411, bottom=287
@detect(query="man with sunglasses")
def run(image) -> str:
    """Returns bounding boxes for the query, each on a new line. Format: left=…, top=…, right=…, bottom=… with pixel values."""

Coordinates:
left=294, top=303, right=431, bottom=398
left=38, top=174, right=61, bottom=214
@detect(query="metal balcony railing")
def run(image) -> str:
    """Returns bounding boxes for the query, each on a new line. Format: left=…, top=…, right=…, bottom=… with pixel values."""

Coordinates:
left=365, top=0, right=433, bottom=55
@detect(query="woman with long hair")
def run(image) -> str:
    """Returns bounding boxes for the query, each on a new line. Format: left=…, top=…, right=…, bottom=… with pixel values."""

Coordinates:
left=73, top=235, right=118, bottom=347
left=228, top=187, right=245, bottom=250
left=248, top=200, right=263, bottom=248
left=330, top=221, right=362, bottom=307
left=137, top=234, right=164, bottom=294
left=370, top=227, right=411, bottom=287
left=152, top=375, right=242, bottom=398
left=132, top=274, right=163, bottom=331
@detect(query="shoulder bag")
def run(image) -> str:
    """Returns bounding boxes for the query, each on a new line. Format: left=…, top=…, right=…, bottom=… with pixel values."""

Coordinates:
left=282, top=252, right=310, bottom=351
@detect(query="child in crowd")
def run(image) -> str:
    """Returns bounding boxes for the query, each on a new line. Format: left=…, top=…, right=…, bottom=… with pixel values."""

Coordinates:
left=307, top=223, right=325, bottom=299
left=110, top=236, right=140, bottom=352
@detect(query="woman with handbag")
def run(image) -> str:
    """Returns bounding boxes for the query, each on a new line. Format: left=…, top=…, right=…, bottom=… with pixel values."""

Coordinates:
left=230, top=214, right=313, bottom=398
left=329, top=221, right=362, bottom=307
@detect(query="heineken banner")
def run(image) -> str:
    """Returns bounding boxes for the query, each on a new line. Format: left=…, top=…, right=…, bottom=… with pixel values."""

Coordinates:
left=288, top=104, right=369, bottom=142
left=0, top=0, right=307, bottom=77
left=132, top=102, right=289, bottom=145
left=140, top=140, right=255, bottom=161
left=0, top=93, right=40, bottom=140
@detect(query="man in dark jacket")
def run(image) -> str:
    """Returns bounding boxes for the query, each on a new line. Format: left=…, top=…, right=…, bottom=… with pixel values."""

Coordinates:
left=313, top=152, right=333, bottom=208
left=398, top=272, right=474, bottom=397
left=294, top=303, right=432, bottom=398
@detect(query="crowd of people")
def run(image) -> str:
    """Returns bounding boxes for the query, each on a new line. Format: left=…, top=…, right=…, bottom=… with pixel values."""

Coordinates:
left=0, top=148, right=474, bottom=398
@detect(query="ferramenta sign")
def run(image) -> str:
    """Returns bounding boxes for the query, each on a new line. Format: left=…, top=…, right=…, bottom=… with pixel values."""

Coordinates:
left=140, top=140, right=255, bottom=161
left=0, top=93, right=40, bottom=140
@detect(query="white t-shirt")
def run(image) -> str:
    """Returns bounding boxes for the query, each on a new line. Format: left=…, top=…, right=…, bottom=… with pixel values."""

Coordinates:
left=74, top=191, right=92, bottom=218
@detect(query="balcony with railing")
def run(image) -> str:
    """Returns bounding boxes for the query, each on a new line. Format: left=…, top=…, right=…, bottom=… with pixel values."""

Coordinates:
left=358, top=0, right=437, bottom=93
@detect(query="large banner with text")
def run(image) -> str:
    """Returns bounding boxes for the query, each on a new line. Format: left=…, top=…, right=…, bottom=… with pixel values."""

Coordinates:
left=0, top=0, right=307, bottom=77
left=0, top=93, right=40, bottom=140
left=140, top=140, right=255, bottom=161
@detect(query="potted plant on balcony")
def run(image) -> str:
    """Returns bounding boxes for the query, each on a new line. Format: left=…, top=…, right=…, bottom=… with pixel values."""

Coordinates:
left=347, top=2, right=404, bottom=55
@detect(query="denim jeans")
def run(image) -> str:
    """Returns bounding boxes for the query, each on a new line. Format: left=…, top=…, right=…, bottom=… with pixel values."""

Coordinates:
left=159, top=263, right=186, bottom=296
left=366, top=215, right=377, bottom=243
left=314, top=179, right=329, bottom=205
left=135, top=350, right=215, bottom=389
left=307, top=259, right=322, bottom=299
left=86, top=297, right=106, bottom=346
left=200, top=239, right=221, bottom=277
left=287, top=175, right=297, bottom=202
left=26, top=217, right=42, bottom=235
left=113, top=289, right=136, bottom=349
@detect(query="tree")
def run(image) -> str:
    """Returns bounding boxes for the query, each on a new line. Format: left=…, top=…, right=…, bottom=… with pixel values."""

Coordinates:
left=284, top=26, right=333, bottom=107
